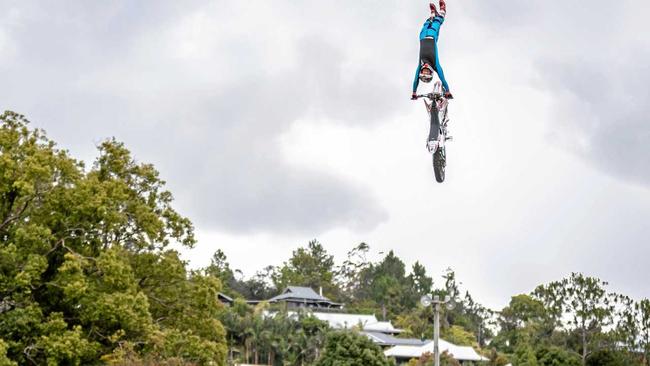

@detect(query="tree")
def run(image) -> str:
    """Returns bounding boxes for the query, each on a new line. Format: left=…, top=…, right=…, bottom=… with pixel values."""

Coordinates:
left=0, top=340, right=16, bottom=366
left=638, top=299, right=650, bottom=366
left=443, top=325, right=477, bottom=347
left=586, top=349, right=643, bottom=366
left=336, top=242, right=371, bottom=302
left=535, top=346, right=581, bottom=366
left=484, top=348, right=510, bottom=366
left=535, top=273, right=616, bottom=366
left=407, top=351, right=461, bottom=366
left=407, top=262, right=433, bottom=300
left=493, top=295, right=549, bottom=353
left=205, top=250, right=235, bottom=287
left=0, top=112, right=226, bottom=365
left=316, top=331, right=394, bottom=366
left=615, top=295, right=639, bottom=356
left=363, top=251, right=411, bottom=320
left=513, top=343, right=539, bottom=366
left=272, top=240, right=339, bottom=299
left=395, top=305, right=434, bottom=340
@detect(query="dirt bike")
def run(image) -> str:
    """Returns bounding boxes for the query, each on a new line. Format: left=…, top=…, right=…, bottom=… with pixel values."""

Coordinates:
left=415, top=81, right=452, bottom=183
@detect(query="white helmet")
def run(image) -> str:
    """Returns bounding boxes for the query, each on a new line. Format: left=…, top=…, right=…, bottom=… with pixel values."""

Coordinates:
left=419, top=63, right=434, bottom=83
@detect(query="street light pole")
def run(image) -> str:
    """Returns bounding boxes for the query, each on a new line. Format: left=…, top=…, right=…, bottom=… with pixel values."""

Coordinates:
left=421, top=294, right=453, bottom=366
left=434, top=301, right=441, bottom=366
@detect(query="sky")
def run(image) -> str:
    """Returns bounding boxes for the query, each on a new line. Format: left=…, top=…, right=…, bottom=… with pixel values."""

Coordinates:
left=1, top=0, right=649, bottom=310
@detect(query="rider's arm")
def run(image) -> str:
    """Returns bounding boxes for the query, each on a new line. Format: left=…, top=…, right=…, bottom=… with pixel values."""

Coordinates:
left=434, top=41, right=450, bottom=92
left=412, top=63, right=422, bottom=93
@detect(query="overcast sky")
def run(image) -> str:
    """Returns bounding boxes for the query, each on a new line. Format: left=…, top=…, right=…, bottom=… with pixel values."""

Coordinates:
left=2, top=0, right=649, bottom=309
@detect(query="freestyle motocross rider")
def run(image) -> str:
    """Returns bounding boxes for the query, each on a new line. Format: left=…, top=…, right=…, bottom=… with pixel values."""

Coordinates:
left=411, top=1, right=453, bottom=152
left=411, top=1, right=453, bottom=101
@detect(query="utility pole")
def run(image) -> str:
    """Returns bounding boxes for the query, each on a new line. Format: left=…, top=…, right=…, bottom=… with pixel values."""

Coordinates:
left=421, top=294, right=454, bottom=366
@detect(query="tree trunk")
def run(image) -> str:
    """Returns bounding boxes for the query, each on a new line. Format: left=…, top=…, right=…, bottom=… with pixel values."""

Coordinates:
left=582, top=327, right=587, bottom=366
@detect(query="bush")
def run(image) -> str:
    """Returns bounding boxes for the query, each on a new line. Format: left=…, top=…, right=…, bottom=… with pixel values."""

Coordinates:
left=316, top=331, right=394, bottom=366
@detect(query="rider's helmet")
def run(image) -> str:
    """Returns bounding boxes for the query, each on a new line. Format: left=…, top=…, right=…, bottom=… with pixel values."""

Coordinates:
left=419, top=63, right=434, bottom=83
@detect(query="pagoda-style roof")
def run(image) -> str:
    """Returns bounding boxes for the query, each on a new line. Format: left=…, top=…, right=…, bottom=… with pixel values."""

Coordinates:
left=252, top=286, right=343, bottom=309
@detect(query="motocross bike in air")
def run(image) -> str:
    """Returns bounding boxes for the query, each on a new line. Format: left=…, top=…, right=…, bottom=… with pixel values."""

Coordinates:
left=415, top=81, right=452, bottom=183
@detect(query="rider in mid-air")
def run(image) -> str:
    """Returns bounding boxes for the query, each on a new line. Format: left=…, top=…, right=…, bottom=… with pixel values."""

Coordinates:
left=411, top=1, right=453, bottom=101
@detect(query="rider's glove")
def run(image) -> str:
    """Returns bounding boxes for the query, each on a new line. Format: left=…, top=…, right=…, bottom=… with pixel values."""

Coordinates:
left=444, top=91, right=454, bottom=99
left=411, top=92, right=418, bottom=100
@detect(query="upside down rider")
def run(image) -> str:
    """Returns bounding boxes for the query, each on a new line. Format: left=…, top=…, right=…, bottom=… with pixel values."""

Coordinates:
left=411, top=1, right=454, bottom=152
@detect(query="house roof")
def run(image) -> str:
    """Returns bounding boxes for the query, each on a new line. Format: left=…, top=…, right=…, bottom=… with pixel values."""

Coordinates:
left=384, top=339, right=488, bottom=362
left=364, top=321, right=402, bottom=334
left=309, top=312, right=403, bottom=335
left=268, top=286, right=331, bottom=302
left=363, top=332, right=427, bottom=347
left=217, top=293, right=234, bottom=302
left=310, top=312, right=379, bottom=329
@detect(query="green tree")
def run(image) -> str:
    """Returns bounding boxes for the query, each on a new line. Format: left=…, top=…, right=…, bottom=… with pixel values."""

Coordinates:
left=484, top=348, right=510, bottom=366
left=363, top=251, right=410, bottom=320
left=442, top=325, right=477, bottom=347
left=514, top=343, right=539, bottom=366
left=0, top=340, right=15, bottom=366
left=493, top=295, right=550, bottom=353
left=336, top=242, right=371, bottom=303
left=272, top=240, right=339, bottom=299
left=407, top=262, right=433, bottom=301
left=395, top=305, right=434, bottom=340
left=407, top=351, right=461, bottom=366
left=615, top=295, right=639, bottom=356
left=205, top=250, right=236, bottom=289
left=0, top=112, right=226, bottom=365
left=586, top=349, right=643, bottom=366
left=638, top=299, right=650, bottom=366
left=535, top=273, right=616, bottom=366
left=535, top=346, right=581, bottom=366
left=316, top=331, right=394, bottom=366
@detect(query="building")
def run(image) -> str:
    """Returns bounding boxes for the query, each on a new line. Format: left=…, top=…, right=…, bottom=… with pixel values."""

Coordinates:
left=248, top=286, right=343, bottom=309
left=233, top=286, right=487, bottom=364
left=308, top=312, right=399, bottom=333
left=217, top=293, right=234, bottom=307
left=384, top=339, right=489, bottom=364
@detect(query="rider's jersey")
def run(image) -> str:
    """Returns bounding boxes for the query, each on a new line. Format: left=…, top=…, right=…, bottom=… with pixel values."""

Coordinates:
left=413, top=15, right=450, bottom=93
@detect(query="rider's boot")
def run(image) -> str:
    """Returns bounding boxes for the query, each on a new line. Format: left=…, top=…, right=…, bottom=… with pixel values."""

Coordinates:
left=438, top=0, right=447, bottom=17
left=429, top=3, right=439, bottom=17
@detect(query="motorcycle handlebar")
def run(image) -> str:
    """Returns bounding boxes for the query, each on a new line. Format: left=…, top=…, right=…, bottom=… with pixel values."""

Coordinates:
left=415, top=93, right=444, bottom=100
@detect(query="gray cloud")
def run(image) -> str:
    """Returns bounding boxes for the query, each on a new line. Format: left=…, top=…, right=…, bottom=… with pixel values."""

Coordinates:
left=462, top=0, right=650, bottom=187
left=1, top=1, right=397, bottom=234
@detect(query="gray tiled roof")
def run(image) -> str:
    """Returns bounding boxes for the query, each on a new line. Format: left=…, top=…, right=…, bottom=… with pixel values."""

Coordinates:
left=269, top=286, right=330, bottom=302
left=363, top=332, right=428, bottom=347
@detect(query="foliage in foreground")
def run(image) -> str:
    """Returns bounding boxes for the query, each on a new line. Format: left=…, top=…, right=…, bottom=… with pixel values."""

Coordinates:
left=315, top=331, right=394, bottom=366
left=0, top=112, right=226, bottom=365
